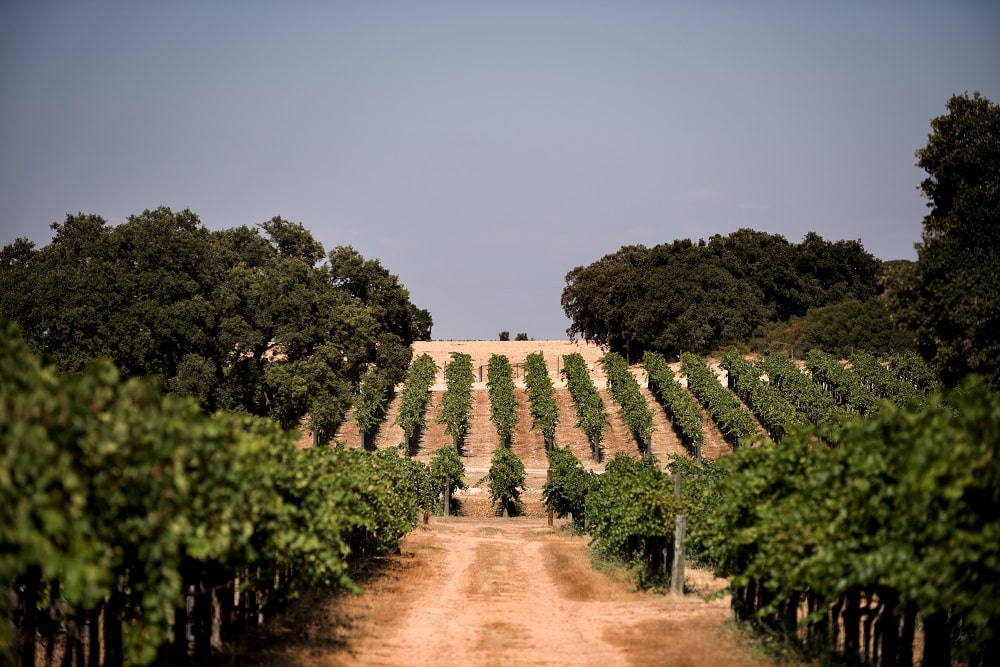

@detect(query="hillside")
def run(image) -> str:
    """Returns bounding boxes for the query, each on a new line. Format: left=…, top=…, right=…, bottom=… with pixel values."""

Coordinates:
left=309, top=340, right=735, bottom=516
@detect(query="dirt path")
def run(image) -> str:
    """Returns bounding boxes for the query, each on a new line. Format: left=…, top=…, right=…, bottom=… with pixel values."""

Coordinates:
left=236, top=517, right=786, bottom=666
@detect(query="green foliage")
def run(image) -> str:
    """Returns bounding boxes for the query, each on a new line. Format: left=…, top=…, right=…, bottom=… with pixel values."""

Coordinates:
left=498, top=330, right=510, bottom=341
left=486, top=354, right=519, bottom=446
left=0, top=321, right=426, bottom=663
left=759, top=351, right=847, bottom=429
left=664, top=454, right=728, bottom=567
left=757, top=297, right=915, bottom=358
left=480, top=446, right=526, bottom=516
left=561, top=352, right=609, bottom=461
left=394, top=353, right=439, bottom=449
left=720, top=350, right=805, bottom=441
left=562, top=229, right=882, bottom=358
left=429, top=446, right=467, bottom=502
left=515, top=332, right=530, bottom=341
left=680, top=353, right=759, bottom=447
left=804, top=348, right=881, bottom=416
left=437, top=352, right=474, bottom=446
left=886, top=92, right=1000, bottom=388
left=0, top=210, right=430, bottom=439
left=695, top=376, right=1000, bottom=664
left=599, top=352, right=654, bottom=455
left=847, top=350, right=925, bottom=410
left=542, top=448, right=594, bottom=528
left=643, top=351, right=704, bottom=455
left=353, top=365, right=394, bottom=447
left=524, top=352, right=559, bottom=448
left=888, top=350, right=942, bottom=395
left=586, top=453, right=678, bottom=581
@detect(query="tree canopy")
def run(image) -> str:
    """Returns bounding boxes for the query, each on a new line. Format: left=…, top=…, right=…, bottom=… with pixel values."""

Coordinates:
left=561, top=229, right=882, bottom=359
left=0, top=207, right=431, bottom=439
left=886, top=92, right=1000, bottom=387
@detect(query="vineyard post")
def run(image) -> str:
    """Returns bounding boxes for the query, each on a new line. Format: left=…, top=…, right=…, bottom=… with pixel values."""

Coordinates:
left=547, top=468, right=553, bottom=527
left=672, top=474, right=686, bottom=595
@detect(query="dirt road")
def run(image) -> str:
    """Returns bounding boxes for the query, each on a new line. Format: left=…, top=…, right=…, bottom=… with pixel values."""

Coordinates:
left=238, top=517, right=784, bottom=666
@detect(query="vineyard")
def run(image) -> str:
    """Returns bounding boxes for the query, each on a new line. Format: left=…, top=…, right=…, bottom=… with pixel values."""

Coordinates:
left=5, top=334, right=998, bottom=665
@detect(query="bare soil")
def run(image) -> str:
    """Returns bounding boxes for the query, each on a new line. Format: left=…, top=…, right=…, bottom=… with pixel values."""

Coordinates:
left=231, top=516, right=792, bottom=667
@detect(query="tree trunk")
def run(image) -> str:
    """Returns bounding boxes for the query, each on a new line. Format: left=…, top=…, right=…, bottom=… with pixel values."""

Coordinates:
left=921, top=611, right=951, bottom=667
left=876, top=588, right=900, bottom=667
left=18, top=567, right=41, bottom=667
left=842, top=587, right=862, bottom=664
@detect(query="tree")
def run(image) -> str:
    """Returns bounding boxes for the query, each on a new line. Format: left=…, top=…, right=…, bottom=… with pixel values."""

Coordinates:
left=0, top=209, right=432, bottom=438
left=514, top=332, right=529, bottom=341
left=561, top=231, right=881, bottom=359
left=498, top=331, right=510, bottom=341
left=887, top=93, right=1000, bottom=387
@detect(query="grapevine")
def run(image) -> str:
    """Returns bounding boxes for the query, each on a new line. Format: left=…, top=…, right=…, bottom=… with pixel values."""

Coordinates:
left=394, top=353, right=439, bottom=455
left=643, top=351, right=704, bottom=457
left=486, top=354, right=519, bottom=446
left=561, top=352, right=609, bottom=461
left=680, top=352, right=758, bottom=448
left=720, top=349, right=805, bottom=442
left=437, top=352, right=474, bottom=448
left=523, top=352, right=559, bottom=449
left=599, top=352, right=654, bottom=456
left=805, top=348, right=881, bottom=415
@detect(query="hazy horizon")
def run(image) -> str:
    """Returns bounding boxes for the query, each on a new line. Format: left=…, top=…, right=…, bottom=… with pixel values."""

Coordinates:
left=3, top=1, right=998, bottom=339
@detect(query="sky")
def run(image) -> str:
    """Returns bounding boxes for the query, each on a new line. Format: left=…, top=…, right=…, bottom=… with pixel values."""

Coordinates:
left=2, top=1, right=998, bottom=341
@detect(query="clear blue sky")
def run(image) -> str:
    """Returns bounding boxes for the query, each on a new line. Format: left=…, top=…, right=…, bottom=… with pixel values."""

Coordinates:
left=2, top=1, right=998, bottom=340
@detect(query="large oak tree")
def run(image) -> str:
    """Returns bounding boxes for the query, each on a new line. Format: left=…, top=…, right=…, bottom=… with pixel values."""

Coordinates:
left=886, top=92, right=1000, bottom=387
left=0, top=208, right=431, bottom=439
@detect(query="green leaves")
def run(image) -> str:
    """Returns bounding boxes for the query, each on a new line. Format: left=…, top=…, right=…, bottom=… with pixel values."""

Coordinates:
left=599, top=352, right=654, bottom=456
left=692, top=375, right=1000, bottom=663
left=430, top=446, right=466, bottom=510
left=680, top=353, right=758, bottom=448
left=720, top=349, right=805, bottom=442
left=480, top=446, right=526, bottom=517
left=524, top=352, right=559, bottom=449
left=561, top=230, right=882, bottom=359
left=1, top=322, right=430, bottom=663
left=888, top=92, right=1000, bottom=387
left=643, top=351, right=703, bottom=455
left=437, top=352, right=474, bottom=446
left=487, top=354, right=519, bottom=446
left=395, top=353, right=439, bottom=446
left=562, top=352, right=608, bottom=461
left=542, top=448, right=593, bottom=528
left=805, top=348, right=880, bottom=416
left=586, top=453, right=678, bottom=570
left=0, top=210, right=432, bottom=435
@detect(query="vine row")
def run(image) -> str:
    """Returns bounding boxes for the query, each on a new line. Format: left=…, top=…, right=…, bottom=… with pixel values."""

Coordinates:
left=720, top=350, right=805, bottom=442
left=394, top=353, right=439, bottom=454
left=805, top=348, right=881, bottom=416
left=2, top=323, right=433, bottom=666
left=680, top=352, right=758, bottom=448
left=437, top=352, right=475, bottom=448
left=759, top=351, right=847, bottom=429
left=599, top=352, right=654, bottom=456
left=486, top=354, right=519, bottom=447
left=642, top=351, right=704, bottom=457
left=524, top=352, right=559, bottom=449
left=561, top=352, right=608, bottom=462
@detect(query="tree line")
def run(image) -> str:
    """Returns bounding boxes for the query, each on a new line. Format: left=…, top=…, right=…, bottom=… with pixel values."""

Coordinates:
left=0, top=208, right=432, bottom=441
left=563, top=92, right=999, bottom=389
